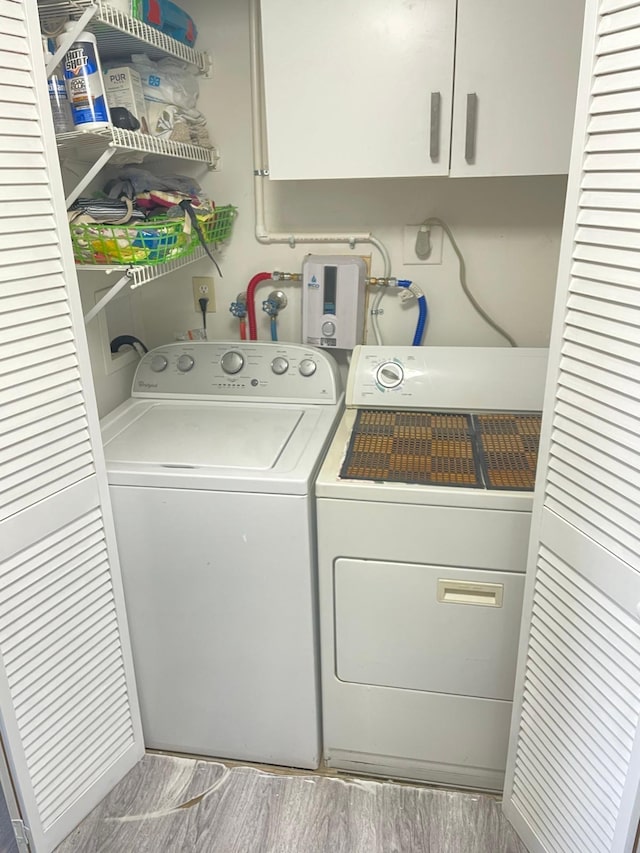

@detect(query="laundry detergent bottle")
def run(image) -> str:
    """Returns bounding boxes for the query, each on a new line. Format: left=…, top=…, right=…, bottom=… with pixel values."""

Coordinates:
left=59, top=25, right=110, bottom=130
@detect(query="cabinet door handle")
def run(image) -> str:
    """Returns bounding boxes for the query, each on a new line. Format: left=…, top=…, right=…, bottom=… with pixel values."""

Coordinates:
left=430, top=91, right=441, bottom=162
left=465, top=93, right=478, bottom=164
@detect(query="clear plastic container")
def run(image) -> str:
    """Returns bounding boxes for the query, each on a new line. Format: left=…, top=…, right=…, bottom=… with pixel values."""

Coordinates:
left=43, top=38, right=74, bottom=134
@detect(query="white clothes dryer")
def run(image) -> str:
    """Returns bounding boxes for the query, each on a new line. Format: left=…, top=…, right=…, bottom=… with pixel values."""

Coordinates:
left=101, top=341, right=343, bottom=770
left=315, top=346, right=548, bottom=790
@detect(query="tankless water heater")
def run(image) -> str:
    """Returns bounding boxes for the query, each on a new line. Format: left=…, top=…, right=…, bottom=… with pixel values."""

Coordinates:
left=302, top=255, right=366, bottom=349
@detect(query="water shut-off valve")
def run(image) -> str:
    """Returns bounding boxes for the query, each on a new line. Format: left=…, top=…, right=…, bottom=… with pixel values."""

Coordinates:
left=262, top=290, right=288, bottom=317
left=230, top=292, right=247, bottom=319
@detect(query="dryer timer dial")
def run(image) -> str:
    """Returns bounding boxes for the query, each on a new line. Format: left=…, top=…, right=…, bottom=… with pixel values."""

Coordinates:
left=376, top=361, right=404, bottom=389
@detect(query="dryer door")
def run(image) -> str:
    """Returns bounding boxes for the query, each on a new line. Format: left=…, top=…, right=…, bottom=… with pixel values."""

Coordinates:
left=334, top=559, right=525, bottom=700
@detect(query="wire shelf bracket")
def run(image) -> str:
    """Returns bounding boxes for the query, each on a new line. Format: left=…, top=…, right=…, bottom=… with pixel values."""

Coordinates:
left=45, top=4, right=97, bottom=76
left=83, top=269, right=132, bottom=324
left=57, top=127, right=220, bottom=175
left=59, top=127, right=220, bottom=210
left=65, top=146, right=117, bottom=208
left=79, top=244, right=222, bottom=323
left=38, top=0, right=211, bottom=72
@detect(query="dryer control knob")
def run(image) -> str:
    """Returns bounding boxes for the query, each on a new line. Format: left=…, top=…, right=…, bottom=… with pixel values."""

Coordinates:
left=322, top=320, right=336, bottom=336
left=177, top=354, right=195, bottom=373
left=376, top=361, right=404, bottom=389
left=150, top=354, right=168, bottom=373
left=221, top=350, right=245, bottom=375
left=271, top=356, right=289, bottom=375
left=299, top=359, right=317, bottom=377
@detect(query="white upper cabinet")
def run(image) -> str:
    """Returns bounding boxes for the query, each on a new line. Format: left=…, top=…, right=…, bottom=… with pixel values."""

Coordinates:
left=260, top=0, right=457, bottom=179
left=450, top=0, right=585, bottom=177
left=259, top=0, right=584, bottom=180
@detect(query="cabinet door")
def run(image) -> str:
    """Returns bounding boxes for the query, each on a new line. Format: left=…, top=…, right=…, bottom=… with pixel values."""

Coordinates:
left=450, top=0, right=584, bottom=177
left=260, top=0, right=456, bottom=180
left=0, top=1, right=144, bottom=850
left=504, top=2, right=640, bottom=850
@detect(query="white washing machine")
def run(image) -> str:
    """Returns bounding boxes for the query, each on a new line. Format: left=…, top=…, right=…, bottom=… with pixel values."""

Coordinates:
left=101, top=341, right=343, bottom=770
left=315, top=346, right=548, bottom=790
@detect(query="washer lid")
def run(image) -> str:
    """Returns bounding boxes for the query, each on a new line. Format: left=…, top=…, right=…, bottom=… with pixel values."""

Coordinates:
left=104, top=403, right=303, bottom=470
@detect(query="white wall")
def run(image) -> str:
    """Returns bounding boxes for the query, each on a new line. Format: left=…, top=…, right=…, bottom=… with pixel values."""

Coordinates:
left=79, top=0, right=568, bottom=416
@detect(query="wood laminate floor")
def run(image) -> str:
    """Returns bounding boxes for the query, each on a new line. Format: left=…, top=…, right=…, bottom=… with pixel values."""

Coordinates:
left=55, top=753, right=528, bottom=853
left=0, top=781, right=18, bottom=853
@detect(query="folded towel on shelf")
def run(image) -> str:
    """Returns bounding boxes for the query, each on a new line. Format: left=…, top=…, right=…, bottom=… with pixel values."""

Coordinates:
left=103, top=166, right=205, bottom=201
left=68, top=197, right=146, bottom=225
left=180, top=108, right=213, bottom=148
left=146, top=102, right=213, bottom=148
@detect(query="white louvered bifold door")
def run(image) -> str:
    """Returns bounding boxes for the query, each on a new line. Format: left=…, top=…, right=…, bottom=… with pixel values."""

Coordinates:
left=504, top=2, right=640, bottom=852
left=0, top=2, right=143, bottom=851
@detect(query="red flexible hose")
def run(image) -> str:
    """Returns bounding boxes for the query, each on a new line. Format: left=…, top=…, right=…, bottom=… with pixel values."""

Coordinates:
left=246, top=272, right=272, bottom=340
left=239, top=318, right=247, bottom=340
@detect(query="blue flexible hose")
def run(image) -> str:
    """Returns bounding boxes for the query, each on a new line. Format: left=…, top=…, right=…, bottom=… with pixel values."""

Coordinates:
left=270, top=316, right=278, bottom=341
left=397, top=280, right=428, bottom=346
left=414, top=295, right=428, bottom=346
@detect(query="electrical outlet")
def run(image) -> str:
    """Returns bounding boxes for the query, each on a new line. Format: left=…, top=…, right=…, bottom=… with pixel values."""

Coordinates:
left=192, top=276, right=216, bottom=312
left=402, top=225, right=443, bottom=265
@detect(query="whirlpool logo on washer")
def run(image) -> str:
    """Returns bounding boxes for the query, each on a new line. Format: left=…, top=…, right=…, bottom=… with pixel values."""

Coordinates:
left=138, top=380, right=158, bottom=389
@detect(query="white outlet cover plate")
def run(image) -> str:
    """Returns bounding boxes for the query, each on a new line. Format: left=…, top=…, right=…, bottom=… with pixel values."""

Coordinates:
left=402, top=225, right=443, bottom=265
left=192, top=276, right=216, bottom=312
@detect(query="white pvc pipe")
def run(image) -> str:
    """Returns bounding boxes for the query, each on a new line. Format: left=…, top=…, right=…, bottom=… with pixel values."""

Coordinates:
left=248, top=0, right=391, bottom=282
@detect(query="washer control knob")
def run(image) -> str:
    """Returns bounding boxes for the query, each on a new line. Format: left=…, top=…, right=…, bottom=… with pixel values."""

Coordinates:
left=150, top=354, right=168, bottom=373
left=299, top=358, right=317, bottom=377
left=322, top=320, right=336, bottom=336
left=177, top=354, right=195, bottom=373
left=376, top=361, right=404, bottom=389
left=221, top=350, right=245, bottom=375
left=271, top=356, right=289, bottom=375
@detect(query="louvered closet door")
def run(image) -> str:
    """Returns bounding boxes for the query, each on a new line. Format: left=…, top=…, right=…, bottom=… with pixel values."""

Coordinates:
left=0, top=2, right=143, bottom=851
left=504, top=2, right=640, bottom=852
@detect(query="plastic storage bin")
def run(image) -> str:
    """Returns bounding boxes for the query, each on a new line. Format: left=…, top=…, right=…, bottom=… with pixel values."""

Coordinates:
left=70, top=217, right=190, bottom=265
left=140, top=0, right=197, bottom=46
left=70, top=206, right=237, bottom=266
left=196, top=205, right=237, bottom=248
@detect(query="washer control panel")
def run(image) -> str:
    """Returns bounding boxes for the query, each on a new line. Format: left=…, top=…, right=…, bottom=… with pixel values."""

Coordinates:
left=132, top=342, right=342, bottom=403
